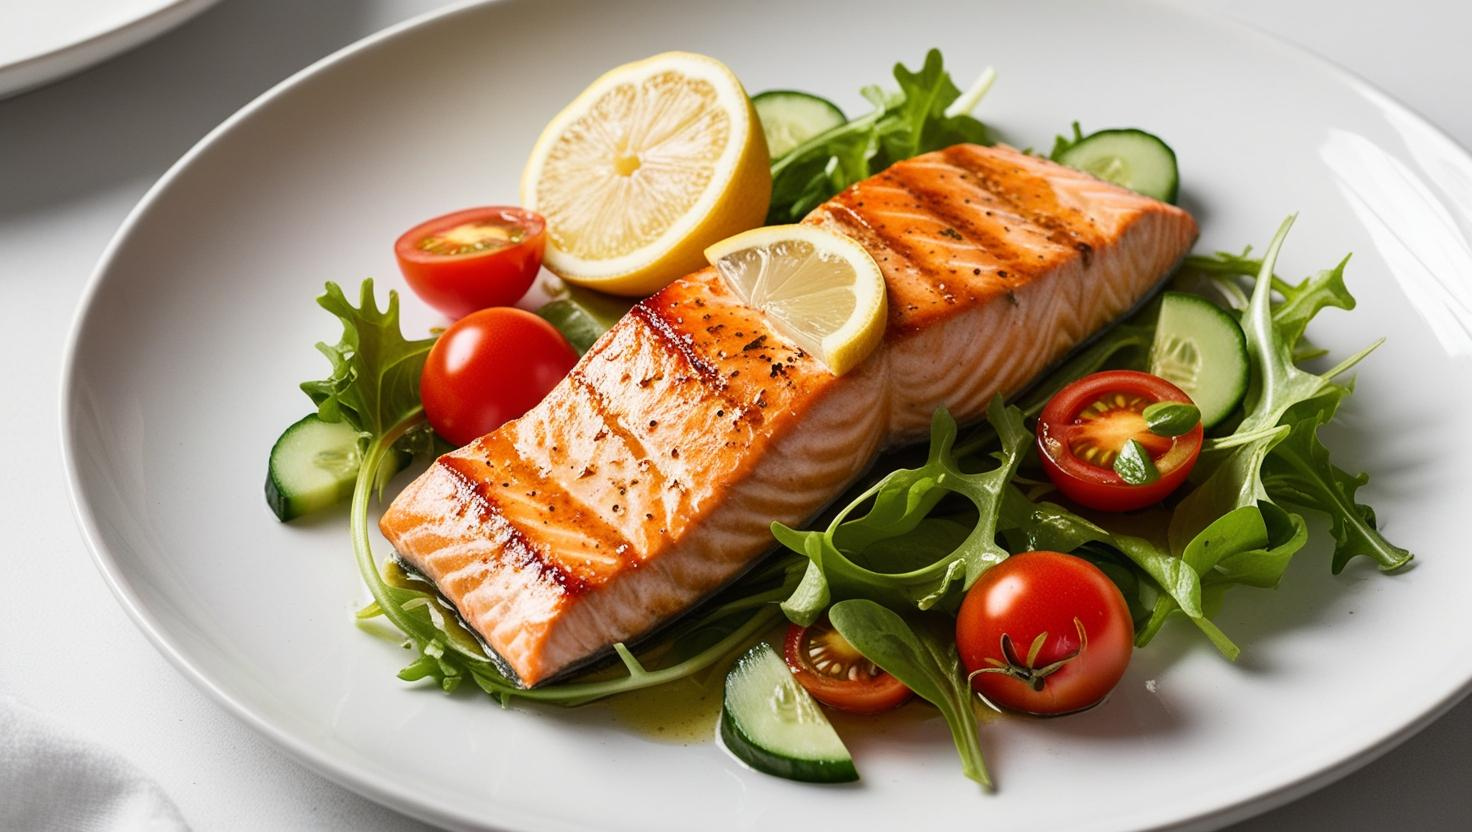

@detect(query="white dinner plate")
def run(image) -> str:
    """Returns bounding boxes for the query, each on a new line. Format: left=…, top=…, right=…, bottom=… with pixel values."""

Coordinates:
left=61, top=1, right=1472, bottom=829
left=0, top=0, right=219, bottom=99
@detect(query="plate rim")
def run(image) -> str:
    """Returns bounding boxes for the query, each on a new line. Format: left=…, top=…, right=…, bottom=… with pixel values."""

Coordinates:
left=0, top=0, right=222, bottom=99
left=57, top=1, right=1472, bottom=830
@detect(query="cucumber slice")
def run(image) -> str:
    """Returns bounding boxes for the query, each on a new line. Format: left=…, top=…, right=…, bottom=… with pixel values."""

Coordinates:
left=751, top=91, right=846, bottom=158
left=1149, top=292, right=1249, bottom=428
left=719, top=642, right=857, bottom=783
left=265, top=414, right=407, bottom=521
left=1055, top=128, right=1179, bottom=203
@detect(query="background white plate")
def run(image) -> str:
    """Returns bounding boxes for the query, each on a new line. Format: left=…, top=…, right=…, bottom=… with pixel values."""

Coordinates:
left=61, top=0, right=1472, bottom=829
left=0, top=0, right=219, bottom=99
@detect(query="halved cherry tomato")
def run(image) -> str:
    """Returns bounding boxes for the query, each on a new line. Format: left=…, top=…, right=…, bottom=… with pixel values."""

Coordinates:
left=1036, top=370, right=1203, bottom=512
left=420, top=307, right=578, bottom=446
left=956, top=550, right=1133, bottom=716
left=395, top=207, right=546, bottom=319
left=784, top=619, right=912, bottom=714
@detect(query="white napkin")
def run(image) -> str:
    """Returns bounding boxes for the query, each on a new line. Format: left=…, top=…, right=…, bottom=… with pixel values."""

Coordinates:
left=0, top=696, right=188, bottom=831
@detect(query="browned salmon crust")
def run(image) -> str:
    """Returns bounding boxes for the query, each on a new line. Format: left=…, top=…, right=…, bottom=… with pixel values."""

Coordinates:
left=379, top=144, right=1198, bottom=686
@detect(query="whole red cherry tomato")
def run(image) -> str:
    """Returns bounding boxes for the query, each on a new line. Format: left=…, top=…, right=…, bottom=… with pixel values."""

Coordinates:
left=419, top=307, right=578, bottom=446
left=956, top=551, right=1134, bottom=716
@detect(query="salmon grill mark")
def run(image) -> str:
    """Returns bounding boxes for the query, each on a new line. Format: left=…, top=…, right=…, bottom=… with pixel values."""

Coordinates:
left=569, top=372, right=653, bottom=467
left=940, top=146, right=1100, bottom=255
left=630, top=302, right=725, bottom=390
left=883, top=165, right=1031, bottom=273
left=825, top=198, right=930, bottom=277
left=379, top=144, right=1200, bottom=687
left=436, top=456, right=591, bottom=597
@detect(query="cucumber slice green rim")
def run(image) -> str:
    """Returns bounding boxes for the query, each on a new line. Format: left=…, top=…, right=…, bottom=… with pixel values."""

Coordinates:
left=719, top=642, right=858, bottom=783
left=751, top=90, right=846, bottom=159
left=265, top=414, right=409, bottom=521
left=1054, top=127, right=1179, bottom=204
left=1149, top=292, right=1250, bottom=428
left=266, top=414, right=363, bottom=521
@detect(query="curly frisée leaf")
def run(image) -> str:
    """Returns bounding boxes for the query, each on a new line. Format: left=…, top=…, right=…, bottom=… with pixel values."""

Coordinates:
left=300, top=279, right=437, bottom=444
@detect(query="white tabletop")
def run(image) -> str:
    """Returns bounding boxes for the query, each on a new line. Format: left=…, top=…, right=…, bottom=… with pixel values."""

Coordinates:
left=2, top=1, right=1468, bottom=829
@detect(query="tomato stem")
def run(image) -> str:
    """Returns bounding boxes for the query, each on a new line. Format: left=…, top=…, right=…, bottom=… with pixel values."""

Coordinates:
left=968, top=618, right=1089, bottom=693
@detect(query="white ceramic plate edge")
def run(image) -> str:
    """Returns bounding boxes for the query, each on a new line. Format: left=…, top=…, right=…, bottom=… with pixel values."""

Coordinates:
left=56, top=2, right=1472, bottom=830
left=56, top=3, right=538, bottom=830
left=1, top=0, right=222, bottom=100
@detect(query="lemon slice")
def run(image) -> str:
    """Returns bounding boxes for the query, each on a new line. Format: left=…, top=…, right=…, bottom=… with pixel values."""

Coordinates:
left=522, top=52, right=771, bottom=297
left=705, top=225, right=888, bottom=376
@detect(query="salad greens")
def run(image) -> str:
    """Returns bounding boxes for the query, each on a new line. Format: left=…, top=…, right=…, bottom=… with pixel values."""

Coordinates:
left=829, top=600, right=989, bottom=787
left=300, top=280, right=436, bottom=448
left=781, top=217, right=1412, bottom=671
left=276, top=49, right=1415, bottom=790
left=774, top=398, right=1026, bottom=624
left=1181, top=235, right=1410, bottom=575
left=766, top=49, right=992, bottom=223
left=301, top=280, right=802, bottom=705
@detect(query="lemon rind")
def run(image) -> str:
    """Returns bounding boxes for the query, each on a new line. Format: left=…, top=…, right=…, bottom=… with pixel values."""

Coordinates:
left=522, top=52, right=756, bottom=283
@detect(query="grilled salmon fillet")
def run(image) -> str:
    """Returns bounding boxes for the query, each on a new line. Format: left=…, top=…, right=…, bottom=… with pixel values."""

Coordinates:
left=380, top=144, right=1197, bottom=686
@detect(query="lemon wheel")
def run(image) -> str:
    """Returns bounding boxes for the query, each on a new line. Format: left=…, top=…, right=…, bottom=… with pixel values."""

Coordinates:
left=705, top=225, right=887, bottom=376
left=522, top=52, right=771, bottom=296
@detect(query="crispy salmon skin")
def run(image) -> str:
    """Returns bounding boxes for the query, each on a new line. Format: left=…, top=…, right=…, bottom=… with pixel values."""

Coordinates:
left=379, top=144, right=1197, bottom=686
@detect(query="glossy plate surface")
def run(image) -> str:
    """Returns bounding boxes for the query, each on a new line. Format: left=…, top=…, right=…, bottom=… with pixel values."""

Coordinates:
left=62, top=1, right=1472, bottom=829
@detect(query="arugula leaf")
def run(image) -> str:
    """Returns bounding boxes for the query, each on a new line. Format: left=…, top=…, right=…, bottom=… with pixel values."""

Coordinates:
left=767, top=50, right=991, bottom=223
left=775, top=397, right=1028, bottom=624
left=997, top=489, right=1238, bottom=658
left=1184, top=249, right=1356, bottom=352
left=301, top=279, right=437, bottom=442
left=1189, top=218, right=1406, bottom=572
left=1261, top=392, right=1412, bottom=572
left=829, top=600, right=990, bottom=788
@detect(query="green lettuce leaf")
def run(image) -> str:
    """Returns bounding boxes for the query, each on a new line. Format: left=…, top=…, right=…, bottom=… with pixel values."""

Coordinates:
left=775, top=397, right=1027, bottom=624
left=829, top=600, right=989, bottom=788
left=1261, top=391, right=1412, bottom=573
left=1181, top=224, right=1408, bottom=574
left=767, top=49, right=991, bottom=223
left=998, top=490, right=1238, bottom=658
left=300, top=279, right=437, bottom=443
